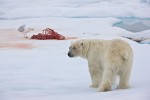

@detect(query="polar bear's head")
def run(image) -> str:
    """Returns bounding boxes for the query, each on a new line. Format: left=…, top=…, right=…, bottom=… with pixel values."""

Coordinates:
left=68, top=40, right=89, bottom=58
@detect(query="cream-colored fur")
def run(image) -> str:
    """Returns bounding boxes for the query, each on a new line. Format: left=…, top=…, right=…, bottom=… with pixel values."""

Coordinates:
left=68, top=39, right=133, bottom=92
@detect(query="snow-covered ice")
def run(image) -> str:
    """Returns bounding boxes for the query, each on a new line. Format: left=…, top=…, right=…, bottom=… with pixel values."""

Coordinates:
left=0, top=0, right=150, bottom=100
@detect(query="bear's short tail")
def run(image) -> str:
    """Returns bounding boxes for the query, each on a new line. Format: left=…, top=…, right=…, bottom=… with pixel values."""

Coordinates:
left=121, top=48, right=133, bottom=61
left=121, top=51, right=128, bottom=61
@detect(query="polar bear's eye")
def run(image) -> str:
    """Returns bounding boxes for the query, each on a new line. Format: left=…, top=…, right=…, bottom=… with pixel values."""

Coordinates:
left=73, top=47, right=76, bottom=49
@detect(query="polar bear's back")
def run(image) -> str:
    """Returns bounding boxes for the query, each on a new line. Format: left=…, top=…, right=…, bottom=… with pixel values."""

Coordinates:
left=88, top=39, right=133, bottom=58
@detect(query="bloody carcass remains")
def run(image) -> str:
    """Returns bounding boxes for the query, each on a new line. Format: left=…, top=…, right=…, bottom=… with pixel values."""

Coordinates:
left=31, top=28, right=65, bottom=40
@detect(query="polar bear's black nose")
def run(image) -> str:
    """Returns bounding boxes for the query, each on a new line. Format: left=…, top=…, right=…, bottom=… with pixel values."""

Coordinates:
left=68, top=52, right=72, bottom=57
left=68, top=52, right=74, bottom=57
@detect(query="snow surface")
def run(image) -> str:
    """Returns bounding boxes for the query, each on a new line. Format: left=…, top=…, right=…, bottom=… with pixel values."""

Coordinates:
left=0, top=0, right=150, bottom=100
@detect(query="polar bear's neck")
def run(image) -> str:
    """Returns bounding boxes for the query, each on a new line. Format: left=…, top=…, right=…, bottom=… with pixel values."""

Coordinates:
left=82, top=39, right=106, bottom=59
left=81, top=40, right=91, bottom=58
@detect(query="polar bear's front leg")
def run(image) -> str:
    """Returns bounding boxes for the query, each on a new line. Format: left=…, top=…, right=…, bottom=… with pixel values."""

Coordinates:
left=89, top=69, right=99, bottom=88
left=88, top=64, right=102, bottom=88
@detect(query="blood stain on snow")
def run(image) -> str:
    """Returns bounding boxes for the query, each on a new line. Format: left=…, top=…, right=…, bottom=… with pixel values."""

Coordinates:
left=0, top=29, right=35, bottom=49
left=0, top=43, right=35, bottom=49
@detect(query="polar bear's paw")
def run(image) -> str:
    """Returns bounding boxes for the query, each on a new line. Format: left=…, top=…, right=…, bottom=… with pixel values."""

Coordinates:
left=98, top=83, right=111, bottom=92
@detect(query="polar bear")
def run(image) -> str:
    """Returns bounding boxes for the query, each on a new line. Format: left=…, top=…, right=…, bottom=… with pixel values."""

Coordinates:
left=68, top=39, right=133, bottom=92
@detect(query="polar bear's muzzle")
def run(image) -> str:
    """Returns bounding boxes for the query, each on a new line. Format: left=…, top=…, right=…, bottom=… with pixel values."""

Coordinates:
left=68, top=51, right=75, bottom=57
